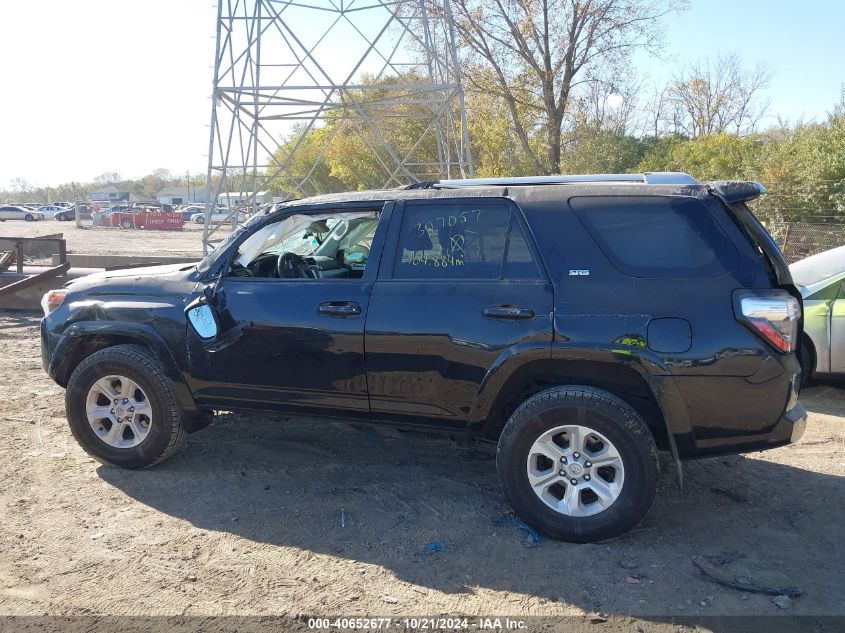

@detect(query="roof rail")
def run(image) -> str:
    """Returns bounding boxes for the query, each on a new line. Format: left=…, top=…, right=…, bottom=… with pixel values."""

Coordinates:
left=428, top=172, right=699, bottom=189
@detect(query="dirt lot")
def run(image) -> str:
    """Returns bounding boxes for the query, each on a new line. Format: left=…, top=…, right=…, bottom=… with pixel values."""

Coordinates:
left=1, top=220, right=844, bottom=627
left=0, top=311, right=844, bottom=628
left=0, top=218, right=220, bottom=259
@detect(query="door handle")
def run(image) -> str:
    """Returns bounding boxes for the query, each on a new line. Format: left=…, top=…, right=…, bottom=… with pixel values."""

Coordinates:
left=484, top=305, right=534, bottom=319
left=318, top=301, right=362, bottom=317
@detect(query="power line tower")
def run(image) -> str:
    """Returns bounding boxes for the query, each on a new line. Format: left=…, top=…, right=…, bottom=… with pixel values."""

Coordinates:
left=203, top=0, right=474, bottom=252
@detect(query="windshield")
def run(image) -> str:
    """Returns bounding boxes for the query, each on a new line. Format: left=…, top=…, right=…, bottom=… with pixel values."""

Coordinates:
left=790, top=245, right=845, bottom=287
left=196, top=212, right=264, bottom=272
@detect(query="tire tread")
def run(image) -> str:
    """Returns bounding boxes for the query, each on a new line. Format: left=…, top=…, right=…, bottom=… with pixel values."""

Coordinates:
left=496, top=385, right=659, bottom=542
left=66, top=344, right=186, bottom=468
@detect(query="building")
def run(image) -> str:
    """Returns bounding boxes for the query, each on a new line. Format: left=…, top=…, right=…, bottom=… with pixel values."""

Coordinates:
left=91, top=186, right=130, bottom=202
left=216, top=191, right=271, bottom=206
left=155, top=186, right=210, bottom=206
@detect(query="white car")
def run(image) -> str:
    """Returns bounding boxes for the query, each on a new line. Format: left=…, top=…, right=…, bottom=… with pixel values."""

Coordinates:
left=191, top=209, right=244, bottom=224
left=0, top=205, right=44, bottom=221
left=38, top=205, right=75, bottom=221
left=790, top=245, right=845, bottom=383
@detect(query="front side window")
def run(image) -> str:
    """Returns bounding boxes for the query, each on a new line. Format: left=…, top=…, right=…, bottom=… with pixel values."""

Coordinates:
left=393, top=201, right=541, bottom=280
left=227, top=210, right=380, bottom=280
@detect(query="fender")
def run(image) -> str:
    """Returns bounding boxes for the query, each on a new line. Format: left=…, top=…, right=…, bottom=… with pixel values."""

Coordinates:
left=469, top=342, right=695, bottom=488
left=49, top=320, right=201, bottom=422
left=467, top=341, right=551, bottom=426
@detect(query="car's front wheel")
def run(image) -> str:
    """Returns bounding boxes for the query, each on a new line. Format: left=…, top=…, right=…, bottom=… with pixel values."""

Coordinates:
left=497, top=386, right=658, bottom=543
left=25, top=214, right=34, bottom=221
left=65, top=345, right=186, bottom=469
left=56, top=213, right=67, bottom=221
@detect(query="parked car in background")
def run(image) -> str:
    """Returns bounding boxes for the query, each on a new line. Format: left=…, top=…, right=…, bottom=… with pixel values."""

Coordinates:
left=50, top=202, right=73, bottom=209
left=790, top=245, right=845, bottom=383
left=108, top=206, right=184, bottom=230
left=93, top=204, right=131, bottom=226
left=190, top=209, right=243, bottom=224
left=38, top=205, right=76, bottom=221
left=0, top=205, right=43, bottom=221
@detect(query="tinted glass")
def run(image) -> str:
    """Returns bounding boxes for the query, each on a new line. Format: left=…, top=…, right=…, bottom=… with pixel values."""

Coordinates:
left=571, top=196, right=740, bottom=278
left=395, top=202, right=517, bottom=279
left=503, top=221, right=542, bottom=279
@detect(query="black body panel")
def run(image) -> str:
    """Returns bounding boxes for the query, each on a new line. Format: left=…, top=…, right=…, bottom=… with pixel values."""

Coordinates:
left=40, top=182, right=806, bottom=457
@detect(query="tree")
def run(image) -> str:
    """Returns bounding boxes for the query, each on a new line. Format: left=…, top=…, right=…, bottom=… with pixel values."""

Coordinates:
left=447, top=0, right=682, bottom=175
left=138, top=168, right=177, bottom=198
left=266, top=71, right=455, bottom=196
left=637, top=133, right=758, bottom=181
left=9, top=177, right=36, bottom=202
left=662, top=53, right=771, bottom=137
left=93, top=172, right=122, bottom=186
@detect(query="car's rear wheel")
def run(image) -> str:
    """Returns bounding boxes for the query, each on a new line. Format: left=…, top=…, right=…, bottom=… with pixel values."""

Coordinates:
left=56, top=213, right=67, bottom=221
left=497, top=386, right=658, bottom=543
left=195, top=216, right=205, bottom=224
left=25, top=214, right=33, bottom=221
left=120, top=218, right=133, bottom=229
left=65, top=345, right=186, bottom=469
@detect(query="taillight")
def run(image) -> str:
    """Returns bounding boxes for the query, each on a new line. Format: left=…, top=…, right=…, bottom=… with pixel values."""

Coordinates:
left=734, top=290, right=801, bottom=353
left=41, top=289, right=67, bottom=315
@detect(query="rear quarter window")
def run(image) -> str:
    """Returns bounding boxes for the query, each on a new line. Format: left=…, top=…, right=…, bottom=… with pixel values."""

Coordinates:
left=570, top=196, right=741, bottom=278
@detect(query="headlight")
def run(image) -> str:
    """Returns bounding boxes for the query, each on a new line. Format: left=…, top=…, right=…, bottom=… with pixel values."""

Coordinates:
left=41, top=289, right=67, bottom=315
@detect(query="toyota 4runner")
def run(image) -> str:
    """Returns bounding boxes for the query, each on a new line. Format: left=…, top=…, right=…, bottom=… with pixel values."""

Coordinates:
left=40, top=172, right=806, bottom=542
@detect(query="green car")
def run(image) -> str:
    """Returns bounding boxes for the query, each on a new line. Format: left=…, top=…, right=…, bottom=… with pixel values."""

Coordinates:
left=790, top=245, right=845, bottom=383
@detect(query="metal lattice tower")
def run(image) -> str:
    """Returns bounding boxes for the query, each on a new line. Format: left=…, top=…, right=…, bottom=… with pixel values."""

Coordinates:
left=203, top=0, right=474, bottom=251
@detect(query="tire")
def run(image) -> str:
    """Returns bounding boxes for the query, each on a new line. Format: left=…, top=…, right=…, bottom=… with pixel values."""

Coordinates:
left=799, top=338, right=814, bottom=387
left=56, top=213, right=67, bottom=221
left=25, top=214, right=33, bottom=221
left=195, top=216, right=205, bottom=224
left=120, top=218, right=133, bottom=229
left=65, top=344, right=187, bottom=469
left=497, top=385, right=659, bottom=543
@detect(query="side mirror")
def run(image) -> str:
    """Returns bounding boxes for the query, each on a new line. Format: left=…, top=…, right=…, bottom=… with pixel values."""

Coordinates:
left=186, top=298, right=219, bottom=340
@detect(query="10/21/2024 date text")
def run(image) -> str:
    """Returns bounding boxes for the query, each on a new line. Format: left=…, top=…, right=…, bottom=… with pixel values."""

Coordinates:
left=307, top=617, right=527, bottom=630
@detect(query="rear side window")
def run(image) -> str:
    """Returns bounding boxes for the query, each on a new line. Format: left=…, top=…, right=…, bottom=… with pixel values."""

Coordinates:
left=394, top=201, right=542, bottom=280
left=570, top=196, right=740, bottom=278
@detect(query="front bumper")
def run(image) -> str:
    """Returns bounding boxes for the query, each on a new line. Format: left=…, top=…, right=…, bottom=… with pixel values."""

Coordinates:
left=40, top=319, right=64, bottom=382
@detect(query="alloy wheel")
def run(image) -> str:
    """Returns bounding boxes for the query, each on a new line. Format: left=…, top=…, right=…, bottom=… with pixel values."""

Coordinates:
left=85, top=375, right=153, bottom=449
left=526, top=424, right=625, bottom=517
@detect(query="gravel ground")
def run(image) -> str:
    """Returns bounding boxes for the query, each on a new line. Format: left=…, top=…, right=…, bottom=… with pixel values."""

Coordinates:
left=0, top=311, right=844, bottom=629
left=0, top=218, right=220, bottom=259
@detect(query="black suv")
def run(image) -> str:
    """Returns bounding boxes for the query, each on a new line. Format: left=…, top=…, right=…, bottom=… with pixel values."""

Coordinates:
left=40, top=172, right=806, bottom=542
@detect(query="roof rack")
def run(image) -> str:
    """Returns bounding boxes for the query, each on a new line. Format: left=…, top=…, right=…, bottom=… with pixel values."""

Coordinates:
left=416, top=172, right=699, bottom=189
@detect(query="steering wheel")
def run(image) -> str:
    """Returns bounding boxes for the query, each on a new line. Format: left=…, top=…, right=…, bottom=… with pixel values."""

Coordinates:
left=277, top=252, right=317, bottom=279
left=343, top=244, right=370, bottom=266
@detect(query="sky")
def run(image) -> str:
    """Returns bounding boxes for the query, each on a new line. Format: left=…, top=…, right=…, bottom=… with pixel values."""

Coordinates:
left=0, top=0, right=843, bottom=189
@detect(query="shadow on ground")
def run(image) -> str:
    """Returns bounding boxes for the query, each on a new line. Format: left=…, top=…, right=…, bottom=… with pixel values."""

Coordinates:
left=98, top=386, right=845, bottom=619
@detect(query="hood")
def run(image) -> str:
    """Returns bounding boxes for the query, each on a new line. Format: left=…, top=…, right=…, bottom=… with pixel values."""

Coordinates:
left=67, top=262, right=200, bottom=296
